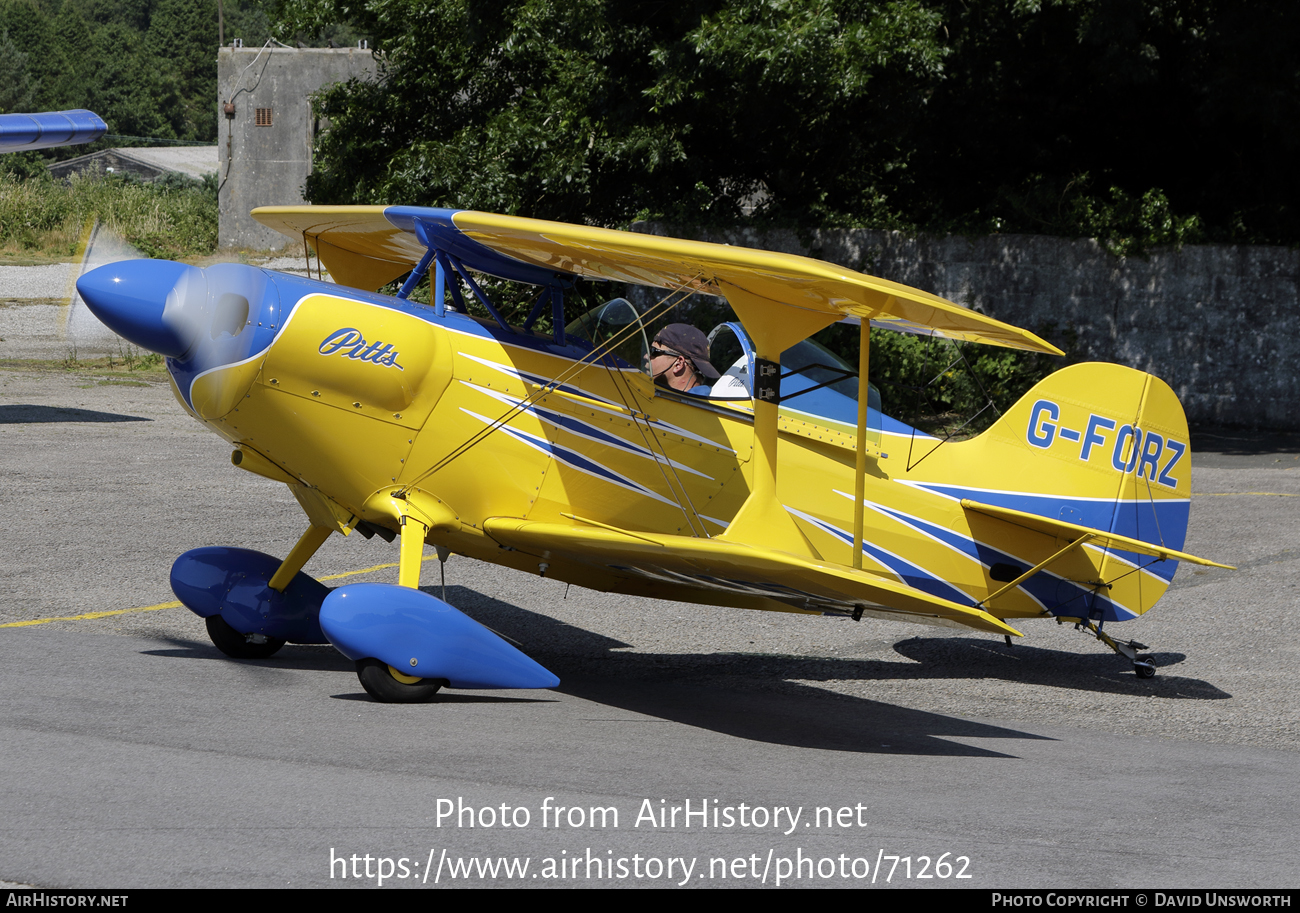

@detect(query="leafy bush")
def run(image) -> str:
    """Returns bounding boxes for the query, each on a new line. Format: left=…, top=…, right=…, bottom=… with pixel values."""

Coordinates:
left=0, top=170, right=216, bottom=259
left=814, top=321, right=1071, bottom=437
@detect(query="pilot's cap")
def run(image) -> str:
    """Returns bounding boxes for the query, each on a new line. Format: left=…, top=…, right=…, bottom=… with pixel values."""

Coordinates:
left=653, top=323, right=720, bottom=380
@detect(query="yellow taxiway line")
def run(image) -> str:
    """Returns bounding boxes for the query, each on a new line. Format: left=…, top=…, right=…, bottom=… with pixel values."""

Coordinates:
left=0, top=556, right=435, bottom=629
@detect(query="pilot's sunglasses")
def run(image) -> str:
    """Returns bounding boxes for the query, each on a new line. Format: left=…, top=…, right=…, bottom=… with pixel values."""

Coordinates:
left=651, top=347, right=681, bottom=360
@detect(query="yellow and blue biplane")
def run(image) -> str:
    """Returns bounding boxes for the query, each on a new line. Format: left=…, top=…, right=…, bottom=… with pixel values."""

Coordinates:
left=75, top=206, right=1230, bottom=701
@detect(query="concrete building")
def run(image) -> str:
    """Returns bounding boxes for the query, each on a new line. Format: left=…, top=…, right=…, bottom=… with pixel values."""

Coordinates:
left=217, top=44, right=376, bottom=250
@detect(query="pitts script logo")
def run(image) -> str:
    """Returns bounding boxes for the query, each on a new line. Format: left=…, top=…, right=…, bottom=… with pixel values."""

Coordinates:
left=318, top=328, right=403, bottom=370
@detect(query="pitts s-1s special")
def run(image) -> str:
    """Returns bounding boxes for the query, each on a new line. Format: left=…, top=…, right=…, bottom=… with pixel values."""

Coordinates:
left=76, top=207, right=1229, bottom=701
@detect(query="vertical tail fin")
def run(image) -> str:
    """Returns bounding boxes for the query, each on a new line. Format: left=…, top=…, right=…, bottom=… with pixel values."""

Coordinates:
left=918, top=363, right=1191, bottom=620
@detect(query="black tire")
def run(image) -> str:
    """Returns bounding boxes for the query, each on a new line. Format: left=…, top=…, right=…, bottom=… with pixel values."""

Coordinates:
left=1134, top=657, right=1157, bottom=679
left=205, top=615, right=286, bottom=659
left=356, top=657, right=444, bottom=703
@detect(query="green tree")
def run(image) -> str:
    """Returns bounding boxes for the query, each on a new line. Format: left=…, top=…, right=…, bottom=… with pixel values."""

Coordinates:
left=145, top=0, right=220, bottom=141
left=891, top=0, right=1300, bottom=246
left=0, top=29, right=38, bottom=114
left=646, top=0, right=945, bottom=225
left=0, top=0, right=226, bottom=144
left=297, top=0, right=1300, bottom=247
left=300, top=0, right=948, bottom=226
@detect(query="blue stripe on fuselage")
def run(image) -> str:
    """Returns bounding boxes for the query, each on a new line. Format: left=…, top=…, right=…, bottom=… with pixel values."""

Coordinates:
left=859, top=499, right=1136, bottom=620
left=788, top=508, right=976, bottom=606
left=901, top=482, right=1186, bottom=583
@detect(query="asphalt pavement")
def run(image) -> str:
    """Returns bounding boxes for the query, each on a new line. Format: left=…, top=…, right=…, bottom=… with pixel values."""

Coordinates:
left=1, top=367, right=1297, bottom=889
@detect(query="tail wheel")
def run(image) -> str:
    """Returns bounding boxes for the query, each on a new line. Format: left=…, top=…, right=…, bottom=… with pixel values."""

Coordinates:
left=356, top=657, right=445, bottom=703
left=1133, top=656, right=1157, bottom=679
left=206, top=615, right=285, bottom=659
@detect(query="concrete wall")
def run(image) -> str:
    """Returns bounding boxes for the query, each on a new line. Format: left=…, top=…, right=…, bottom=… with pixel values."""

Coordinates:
left=633, top=223, right=1300, bottom=430
left=217, top=46, right=376, bottom=251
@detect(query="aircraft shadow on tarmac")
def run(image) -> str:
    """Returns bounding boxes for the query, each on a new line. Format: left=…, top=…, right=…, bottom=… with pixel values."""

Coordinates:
left=429, top=586, right=1228, bottom=700
left=142, top=638, right=556, bottom=704
left=889, top=637, right=1229, bottom=700
left=143, top=632, right=1041, bottom=758
left=147, top=582, right=1232, bottom=758
left=0, top=404, right=151, bottom=424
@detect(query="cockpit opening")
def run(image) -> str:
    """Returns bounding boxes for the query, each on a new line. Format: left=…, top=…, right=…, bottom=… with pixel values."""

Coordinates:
left=564, top=295, right=886, bottom=435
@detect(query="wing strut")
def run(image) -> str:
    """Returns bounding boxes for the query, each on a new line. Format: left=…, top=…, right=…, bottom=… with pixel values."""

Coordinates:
left=396, top=247, right=435, bottom=300
left=977, top=534, right=1093, bottom=610
left=852, top=318, right=870, bottom=568
left=718, top=286, right=840, bottom=558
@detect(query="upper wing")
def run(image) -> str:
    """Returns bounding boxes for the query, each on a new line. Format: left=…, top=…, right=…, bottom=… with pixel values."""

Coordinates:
left=482, top=516, right=1024, bottom=636
left=251, top=205, right=1063, bottom=355
left=251, top=205, right=419, bottom=292
left=0, top=110, right=106, bottom=152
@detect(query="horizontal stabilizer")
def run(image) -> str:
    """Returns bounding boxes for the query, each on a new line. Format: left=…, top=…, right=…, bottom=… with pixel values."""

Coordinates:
left=960, top=499, right=1234, bottom=569
left=484, top=517, right=1023, bottom=636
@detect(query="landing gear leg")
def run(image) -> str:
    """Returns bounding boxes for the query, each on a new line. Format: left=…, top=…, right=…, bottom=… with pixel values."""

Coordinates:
left=398, top=515, right=429, bottom=589
left=268, top=524, right=333, bottom=592
left=436, top=545, right=451, bottom=602
left=1058, top=616, right=1157, bottom=678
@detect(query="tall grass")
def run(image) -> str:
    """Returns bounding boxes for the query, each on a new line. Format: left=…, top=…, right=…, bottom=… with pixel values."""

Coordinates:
left=0, top=170, right=217, bottom=260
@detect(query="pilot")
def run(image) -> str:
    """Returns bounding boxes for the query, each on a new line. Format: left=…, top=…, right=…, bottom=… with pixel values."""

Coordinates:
left=649, top=324, right=720, bottom=395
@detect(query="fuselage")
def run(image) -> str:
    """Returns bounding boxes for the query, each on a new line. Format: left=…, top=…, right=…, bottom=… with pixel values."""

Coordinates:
left=127, top=266, right=1189, bottom=627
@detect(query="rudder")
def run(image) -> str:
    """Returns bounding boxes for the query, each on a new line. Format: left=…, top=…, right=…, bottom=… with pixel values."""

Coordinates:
left=965, top=362, right=1191, bottom=619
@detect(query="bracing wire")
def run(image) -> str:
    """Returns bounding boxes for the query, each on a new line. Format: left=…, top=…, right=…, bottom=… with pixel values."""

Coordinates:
left=899, top=338, right=1006, bottom=472
left=395, top=276, right=707, bottom=496
left=598, top=354, right=711, bottom=537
